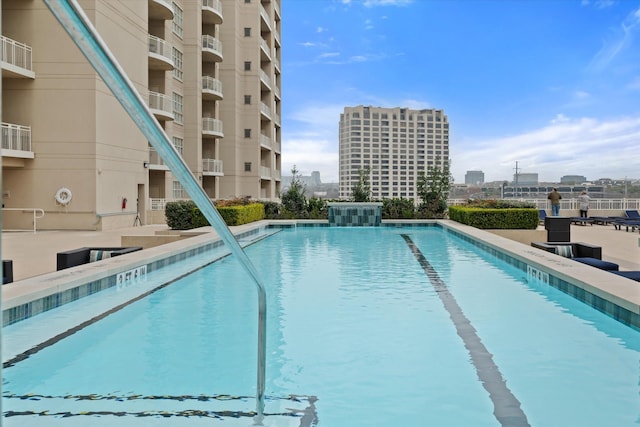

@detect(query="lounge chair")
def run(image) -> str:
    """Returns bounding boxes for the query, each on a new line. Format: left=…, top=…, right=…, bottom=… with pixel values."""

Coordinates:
left=611, top=271, right=640, bottom=282
left=624, top=210, right=640, bottom=219
left=570, top=217, right=594, bottom=226
left=531, top=242, right=619, bottom=271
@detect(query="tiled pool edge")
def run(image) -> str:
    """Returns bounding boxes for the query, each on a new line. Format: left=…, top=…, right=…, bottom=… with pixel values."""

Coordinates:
left=2, top=226, right=267, bottom=326
left=4, top=220, right=639, bottom=332
left=439, top=221, right=640, bottom=332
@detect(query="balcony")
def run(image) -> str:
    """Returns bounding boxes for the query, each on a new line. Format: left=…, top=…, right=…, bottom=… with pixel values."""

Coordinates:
left=260, top=102, right=271, bottom=120
left=148, top=147, right=169, bottom=170
left=273, top=140, right=281, bottom=153
left=202, top=76, right=223, bottom=100
left=259, top=69, right=271, bottom=90
left=201, top=35, right=223, bottom=62
left=148, top=35, right=174, bottom=70
left=1, top=123, right=34, bottom=161
left=260, top=166, right=272, bottom=180
left=148, top=0, right=173, bottom=20
left=259, top=4, right=271, bottom=31
left=260, top=38, right=271, bottom=60
left=1, top=36, right=35, bottom=79
left=148, top=91, right=174, bottom=121
left=202, top=0, right=223, bottom=25
left=203, top=158, right=223, bottom=176
left=259, top=134, right=271, bottom=149
left=202, top=118, right=223, bottom=138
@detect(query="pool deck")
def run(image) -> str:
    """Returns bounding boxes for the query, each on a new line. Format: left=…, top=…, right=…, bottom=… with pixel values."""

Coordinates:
left=3, top=221, right=639, bottom=282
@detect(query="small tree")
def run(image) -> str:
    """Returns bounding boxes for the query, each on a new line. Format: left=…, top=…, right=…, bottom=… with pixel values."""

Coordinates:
left=351, top=168, right=371, bottom=202
left=417, top=158, right=451, bottom=218
left=280, top=165, right=307, bottom=217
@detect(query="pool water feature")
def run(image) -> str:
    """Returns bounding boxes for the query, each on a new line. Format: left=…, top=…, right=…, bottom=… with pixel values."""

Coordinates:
left=3, top=226, right=639, bottom=426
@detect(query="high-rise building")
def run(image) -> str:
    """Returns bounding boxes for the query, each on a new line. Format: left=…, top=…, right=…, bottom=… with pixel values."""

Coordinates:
left=339, top=106, right=449, bottom=201
left=1, top=0, right=281, bottom=230
left=465, top=170, right=484, bottom=186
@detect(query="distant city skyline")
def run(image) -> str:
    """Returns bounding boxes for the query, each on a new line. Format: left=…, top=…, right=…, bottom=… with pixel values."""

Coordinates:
left=281, top=0, right=640, bottom=184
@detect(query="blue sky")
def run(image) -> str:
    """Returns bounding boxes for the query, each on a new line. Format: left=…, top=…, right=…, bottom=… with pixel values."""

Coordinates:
left=280, top=0, right=640, bottom=184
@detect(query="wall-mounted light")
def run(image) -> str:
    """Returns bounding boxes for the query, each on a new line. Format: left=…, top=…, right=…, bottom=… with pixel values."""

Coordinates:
left=143, top=161, right=149, bottom=168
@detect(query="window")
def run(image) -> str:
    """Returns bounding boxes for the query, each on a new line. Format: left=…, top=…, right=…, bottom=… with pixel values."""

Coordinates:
left=244, top=27, right=251, bottom=37
left=172, top=137, right=184, bottom=156
left=172, top=47, right=183, bottom=81
left=244, top=128, right=252, bottom=138
left=244, top=95, right=251, bottom=104
left=244, top=61, right=251, bottom=71
left=172, top=92, right=183, bottom=124
left=244, top=162, right=252, bottom=172
left=172, top=181, right=186, bottom=199
left=172, top=2, right=183, bottom=38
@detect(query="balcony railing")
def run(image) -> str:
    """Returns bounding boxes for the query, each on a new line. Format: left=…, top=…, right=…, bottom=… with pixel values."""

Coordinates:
left=259, top=4, right=271, bottom=30
left=148, top=147, right=167, bottom=166
left=260, top=38, right=271, bottom=59
left=1, top=122, right=32, bottom=152
left=201, top=35, right=223, bottom=61
left=260, top=102, right=271, bottom=119
left=203, top=158, right=223, bottom=175
left=202, top=117, right=224, bottom=137
left=1, top=35, right=34, bottom=75
left=148, top=34, right=173, bottom=69
left=148, top=91, right=174, bottom=119
left=259, top=69, right=271, bottom=88
left=150, top=198, right=167, bottom=211
left=202, top=76, right=223, bottom=99
left=259, top=134, right=271, bottom=149
left=260, top=166, right=271, bottom=179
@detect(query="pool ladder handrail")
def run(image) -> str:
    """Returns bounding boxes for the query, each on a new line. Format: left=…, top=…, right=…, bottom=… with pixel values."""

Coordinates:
left=41, top=1, right=267, bottom=422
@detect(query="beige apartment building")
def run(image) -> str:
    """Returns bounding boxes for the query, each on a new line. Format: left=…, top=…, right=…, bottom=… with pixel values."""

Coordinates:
left=1, top=0, right=281, bottom=231
left=339, top=106, right=449, bottom=202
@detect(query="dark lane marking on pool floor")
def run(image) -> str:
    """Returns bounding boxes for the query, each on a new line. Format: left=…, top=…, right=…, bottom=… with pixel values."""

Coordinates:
left=401, top=234, right=531, bottom=427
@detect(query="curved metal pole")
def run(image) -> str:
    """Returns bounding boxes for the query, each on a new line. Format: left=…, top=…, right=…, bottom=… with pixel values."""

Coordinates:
left=42, top=1, right=266, bottom=421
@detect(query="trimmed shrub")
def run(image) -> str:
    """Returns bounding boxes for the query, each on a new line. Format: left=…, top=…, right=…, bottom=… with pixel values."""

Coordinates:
left=165, top=200, right=198, bottom=230
left=449, top=205, right=538, bottom=229
left=166, top=200, right=264, bottom=229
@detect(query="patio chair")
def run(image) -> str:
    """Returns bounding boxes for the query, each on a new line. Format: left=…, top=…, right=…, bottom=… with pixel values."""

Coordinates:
left=538, top=209, right=547, bottom=225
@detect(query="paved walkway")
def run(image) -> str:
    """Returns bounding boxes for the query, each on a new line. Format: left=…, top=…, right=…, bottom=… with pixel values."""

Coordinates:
left=1, top=222, right=639, bottom=282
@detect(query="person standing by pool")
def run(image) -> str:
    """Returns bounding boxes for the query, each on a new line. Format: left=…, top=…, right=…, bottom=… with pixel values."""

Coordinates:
left=547, top=188, right=562, bottom=216
left=578, top=191, right=590, bottom=218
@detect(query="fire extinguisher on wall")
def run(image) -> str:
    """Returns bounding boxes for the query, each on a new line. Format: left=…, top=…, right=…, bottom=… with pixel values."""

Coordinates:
left=122, top=197, right=127, bottom=210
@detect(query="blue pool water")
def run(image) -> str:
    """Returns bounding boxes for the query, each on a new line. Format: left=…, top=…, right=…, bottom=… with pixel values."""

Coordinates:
left=3, top=226, right=640, bottom=426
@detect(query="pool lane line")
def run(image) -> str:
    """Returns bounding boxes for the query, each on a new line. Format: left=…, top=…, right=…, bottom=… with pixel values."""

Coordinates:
left=401, top=234, right=531, bottom=427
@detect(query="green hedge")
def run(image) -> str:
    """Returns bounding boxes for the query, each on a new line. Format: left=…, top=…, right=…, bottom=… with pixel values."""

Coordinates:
left=448, top=205, right=538, bottom=229
left=165, top=200, right=265, bottom=229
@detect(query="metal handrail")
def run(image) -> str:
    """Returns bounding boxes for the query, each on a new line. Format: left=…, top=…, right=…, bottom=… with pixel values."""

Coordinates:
left=43, top=1, right=267, bottom=422
left=2, top=208, right=45, bottom=233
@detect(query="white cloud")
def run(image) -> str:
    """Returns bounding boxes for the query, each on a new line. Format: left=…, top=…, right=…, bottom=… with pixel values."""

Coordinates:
left=451, top=115, right=640, bottom=183
left=589, top=6, right=640, bottom=71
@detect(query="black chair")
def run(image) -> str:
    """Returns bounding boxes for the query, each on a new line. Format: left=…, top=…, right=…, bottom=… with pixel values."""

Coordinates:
left=2, top=260, right=13, bottom=284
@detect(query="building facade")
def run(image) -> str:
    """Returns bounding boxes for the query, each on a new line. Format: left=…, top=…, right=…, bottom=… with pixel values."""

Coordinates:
left=339, top=106, right=449, bottom=202
left=465, top=170, right=484, bottom=186
left=1, top=0, right=281, bottom=230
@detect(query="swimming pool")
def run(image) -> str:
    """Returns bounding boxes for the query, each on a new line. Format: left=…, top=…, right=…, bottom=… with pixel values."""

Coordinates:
left=3, top=225, right=640, bottom=426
